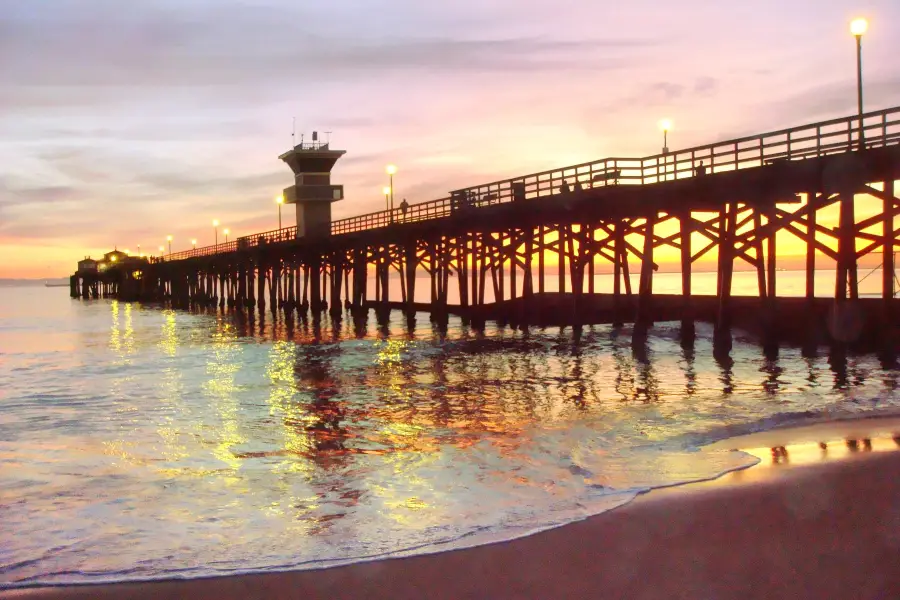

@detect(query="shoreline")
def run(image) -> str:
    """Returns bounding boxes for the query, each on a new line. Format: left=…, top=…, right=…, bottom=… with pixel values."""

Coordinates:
left=4, top=418, right=900, bottom=599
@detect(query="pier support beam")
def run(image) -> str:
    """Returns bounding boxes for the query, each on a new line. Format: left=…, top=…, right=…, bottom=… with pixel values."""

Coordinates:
left=715, top=202, right=737, bottom=354
left=352, top=249, right=367, bottom=314
left=309, top=258, right=322, bottom=313
left=613, top=220, right=624, bottom=327
left=330, top=260, right=343, bottom=318
left=404, top=244, right=417, bottom=319
left=680, top=211, right=694, bottom=344
left=883, top=180, right=897, bottom=348
left=884, top=180, right=896, bottom=312
left=257, top=263, right=266, bottom=313
left=635, top=213, right=656, bottom=337
left=457, top=236, right=470, bottom=324
left=835, top=190, right=859, bottom=302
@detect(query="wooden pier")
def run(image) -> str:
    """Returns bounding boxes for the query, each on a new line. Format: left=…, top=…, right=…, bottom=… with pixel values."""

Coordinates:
left=72, top=107, right=900, bottom=351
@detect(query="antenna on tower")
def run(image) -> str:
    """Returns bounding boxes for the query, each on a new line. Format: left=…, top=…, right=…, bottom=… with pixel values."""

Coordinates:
left=292, top=117, right=296, bottom=146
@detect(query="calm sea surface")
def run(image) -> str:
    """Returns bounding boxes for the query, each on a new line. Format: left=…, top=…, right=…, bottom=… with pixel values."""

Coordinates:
left=2, top=273, right=899, bottom=587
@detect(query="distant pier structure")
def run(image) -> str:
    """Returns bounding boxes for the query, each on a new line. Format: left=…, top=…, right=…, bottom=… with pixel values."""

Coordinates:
left=71, top=249, right=147, bottom=300
left=72, top=108, right=900, bottom=352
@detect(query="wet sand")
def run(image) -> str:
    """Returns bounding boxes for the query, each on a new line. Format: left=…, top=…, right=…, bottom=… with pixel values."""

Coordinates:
left=5, top=420, right=900, bottom=600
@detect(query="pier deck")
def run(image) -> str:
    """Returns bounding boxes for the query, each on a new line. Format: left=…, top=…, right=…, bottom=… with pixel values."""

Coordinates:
left=72, top=107, right=900, bottom=351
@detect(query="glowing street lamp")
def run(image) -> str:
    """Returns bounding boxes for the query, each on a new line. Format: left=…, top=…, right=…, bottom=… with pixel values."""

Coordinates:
left=386, top=164, right=397, bottom=221
left=191, top=239, right=197, bottom=249
left=850, top=17, right=868, bottom=147
left=166, top=235, right=173, bottom=255
left=224, top=228, right=230, bottom=243
left=213, top=219, right=220, bottom=248
left=382, top=186, right=391, bottom=212
left=660, top=119, right=672, bottom=154
left=659, top=119, right=674, bottom=181
left=276, top=194, right=285, bottom=230
left=158, top=245, right=165, bottom=260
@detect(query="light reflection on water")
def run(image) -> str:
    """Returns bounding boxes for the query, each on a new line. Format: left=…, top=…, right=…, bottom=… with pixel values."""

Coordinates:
left=1, top=286, right=899, bottom=586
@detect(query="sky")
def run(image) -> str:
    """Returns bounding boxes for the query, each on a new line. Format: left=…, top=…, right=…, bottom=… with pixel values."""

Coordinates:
left=1, top=0, right=899, bottom=278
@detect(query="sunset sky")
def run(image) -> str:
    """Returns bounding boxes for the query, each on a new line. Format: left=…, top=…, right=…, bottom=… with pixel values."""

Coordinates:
left=2, top=0, right=899, bottom=278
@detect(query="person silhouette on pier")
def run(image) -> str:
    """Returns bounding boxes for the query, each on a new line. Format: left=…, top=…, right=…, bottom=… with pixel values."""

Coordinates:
left=400, top=198, right=409, bottom=220
left=695, top=161, right=707, bottom=176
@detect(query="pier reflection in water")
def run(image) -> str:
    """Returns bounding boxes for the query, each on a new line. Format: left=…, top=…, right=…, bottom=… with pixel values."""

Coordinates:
left=2, top=287, right=900, bottom=586
left=748, top=436, right=900, bottom=467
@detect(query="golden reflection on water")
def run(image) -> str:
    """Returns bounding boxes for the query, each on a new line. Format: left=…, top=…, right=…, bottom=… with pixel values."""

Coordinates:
left=157, top=309, right=189, bottom=465
left=368, top=452, right=441, bottom=528
left=123, top=303, right=134, bottom=357
left=743, top=436, right=900, bottom=467
left=109, top=300, right=120, bottom=354
left=266, top=340, right=315, bottom=474
left=87, top=305, right=900, bottom=533
left=108, top=301, right=137, bottom=362
left=103, top=301, right=140, bottom=467
left=374, top=338, right=413, bottom=406
left=205, top=321, right=245, bottom=473
left=158, top=309, right=178, bottom=358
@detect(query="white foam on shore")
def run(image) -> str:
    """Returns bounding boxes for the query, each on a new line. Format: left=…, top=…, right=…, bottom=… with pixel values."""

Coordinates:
left=2, top=456, right=759, bottom=589
left=8, top=408, right=900, bottom=590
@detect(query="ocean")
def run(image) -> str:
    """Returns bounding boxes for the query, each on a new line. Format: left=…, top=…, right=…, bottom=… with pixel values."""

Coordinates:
left=1, top=271, right=899, bottom=588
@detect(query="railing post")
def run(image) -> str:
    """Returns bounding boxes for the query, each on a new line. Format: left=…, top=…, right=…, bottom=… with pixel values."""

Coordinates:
left=883, top=179, right=895, bottom=320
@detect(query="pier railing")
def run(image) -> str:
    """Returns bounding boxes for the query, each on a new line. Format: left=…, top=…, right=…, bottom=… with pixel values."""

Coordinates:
left=159, top=226, right=298, bottom=261
left=164, top=106, right=900, bottom=261
left=449, top=106, right=900, bottom=206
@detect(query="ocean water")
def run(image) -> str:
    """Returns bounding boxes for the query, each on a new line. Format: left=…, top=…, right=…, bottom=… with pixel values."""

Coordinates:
left=2, top=278, right=899, bottom=588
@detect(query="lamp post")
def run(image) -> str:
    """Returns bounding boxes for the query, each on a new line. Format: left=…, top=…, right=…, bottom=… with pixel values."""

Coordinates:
left=850, top=17, right=868, bottom=149
left=224, top=228, right=230, bottom=243
left=660, top=119, right=672, bottom=155
left=383, top=186, right=391, bottom=213
left=166, top=235, right=172, bottom=256
left=386, top=164, right=397, bottom=222
left=191, top=239, right=197, bottom=250
left=660, top=119, right=673, bottom=180
left=158, top=245, right=165, bottom=260
left=276, top=194, right=284, bottom=230
left=213, top=219, right=220, bottom=249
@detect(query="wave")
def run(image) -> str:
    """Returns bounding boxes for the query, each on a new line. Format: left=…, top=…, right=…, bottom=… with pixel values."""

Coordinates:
left=2, top=453, right=757, bottom=590
left=6, top=405, right=900, bottom=590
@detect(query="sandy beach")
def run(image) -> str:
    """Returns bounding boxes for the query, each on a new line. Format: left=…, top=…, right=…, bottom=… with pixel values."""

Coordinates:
left=5, top=418, right=900, bottom=600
